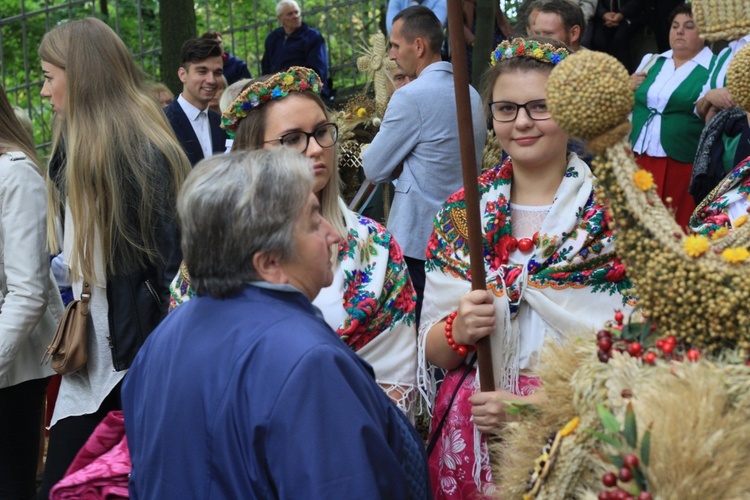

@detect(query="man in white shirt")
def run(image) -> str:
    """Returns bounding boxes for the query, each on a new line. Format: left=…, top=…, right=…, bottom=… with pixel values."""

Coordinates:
left=164, top=37, right=228, bottom=166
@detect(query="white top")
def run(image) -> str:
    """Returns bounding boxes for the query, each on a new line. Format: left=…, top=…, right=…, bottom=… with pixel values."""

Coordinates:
left=509, top=203, right=551, bottom=370
left=177, top=94, right=213, bottom=160
left=697, top=34, right=750, bottom=100
left=51, top=203, right=125, bottom=427
left=632, top=47, right=714, bottom=156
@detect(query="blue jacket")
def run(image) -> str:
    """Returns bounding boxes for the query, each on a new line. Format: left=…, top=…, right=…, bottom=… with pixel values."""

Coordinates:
left=262, top=23, right=329, bottom=97
left=223, top=51, right=252, bottom=85
left=122, top=284, right=430, bottom=499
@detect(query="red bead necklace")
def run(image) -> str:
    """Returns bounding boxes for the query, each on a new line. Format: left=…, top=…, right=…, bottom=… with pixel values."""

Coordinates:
left=507, top=231, right=540, bottom=253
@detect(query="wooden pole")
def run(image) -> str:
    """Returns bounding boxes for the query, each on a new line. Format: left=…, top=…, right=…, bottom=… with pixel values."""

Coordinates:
left=447, top=0, right=495, bottom=392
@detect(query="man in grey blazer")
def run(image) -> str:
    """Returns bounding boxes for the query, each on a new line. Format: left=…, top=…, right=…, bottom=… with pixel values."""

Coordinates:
left=362, top=5, right=486, bottom=323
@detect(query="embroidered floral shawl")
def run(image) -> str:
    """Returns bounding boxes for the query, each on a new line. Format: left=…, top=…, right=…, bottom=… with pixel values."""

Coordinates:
left=170, top=201, right=418, bottom=413
left=419, top=155, right=636, bottom=398
left=690, top=156, right=750, bottom=236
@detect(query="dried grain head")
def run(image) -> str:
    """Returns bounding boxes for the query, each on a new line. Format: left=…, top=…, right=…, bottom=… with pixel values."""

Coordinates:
left=546, top=51, right=633, bottom=152
left=727, top=43, right=750, bottom=112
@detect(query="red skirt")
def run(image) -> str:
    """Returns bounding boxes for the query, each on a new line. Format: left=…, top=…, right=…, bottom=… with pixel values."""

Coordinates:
left=635, top=154, right=695, bottom=229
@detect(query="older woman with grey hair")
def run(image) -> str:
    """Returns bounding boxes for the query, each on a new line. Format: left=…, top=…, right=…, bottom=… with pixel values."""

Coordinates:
left=170, top=66, right=419, bottom=416
left=122, top=148, right=430, bottom=498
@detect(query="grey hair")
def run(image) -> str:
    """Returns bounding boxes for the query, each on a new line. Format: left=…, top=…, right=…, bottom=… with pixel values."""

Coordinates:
left=178, top=148, right=313, bottom=298
left=276, top=0, right=299, bottom=17
left=219, top=78, right=251, bottom=113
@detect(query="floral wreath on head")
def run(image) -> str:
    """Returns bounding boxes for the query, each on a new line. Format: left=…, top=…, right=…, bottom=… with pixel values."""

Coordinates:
left=220, top=66, right=323, bottom=139
left=490, top=37, right=570, bottom=67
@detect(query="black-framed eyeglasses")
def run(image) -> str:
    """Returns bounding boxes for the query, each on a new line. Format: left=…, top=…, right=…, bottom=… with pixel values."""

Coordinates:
left=489, top=99, right=551, bottom=122
left=264, top=123, right=339, bottom=153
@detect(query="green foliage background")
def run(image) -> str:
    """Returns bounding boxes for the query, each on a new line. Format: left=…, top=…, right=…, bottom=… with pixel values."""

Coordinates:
left=1, top=0, right=522, bottom=154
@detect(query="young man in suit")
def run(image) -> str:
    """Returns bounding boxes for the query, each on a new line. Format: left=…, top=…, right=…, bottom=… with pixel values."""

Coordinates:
left=362, top=5, right=486, bottom=323
left=165, top=38, right=228, bottom=166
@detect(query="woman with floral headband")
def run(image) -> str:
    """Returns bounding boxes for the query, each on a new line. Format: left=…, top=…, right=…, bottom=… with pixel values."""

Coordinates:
left=169, top=67, right=419, bottom=415
left=419, top=38, right=636, bottom=498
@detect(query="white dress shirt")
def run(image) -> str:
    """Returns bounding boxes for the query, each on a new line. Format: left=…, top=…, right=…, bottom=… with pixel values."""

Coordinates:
left=177, top=94, right=213, bottom=160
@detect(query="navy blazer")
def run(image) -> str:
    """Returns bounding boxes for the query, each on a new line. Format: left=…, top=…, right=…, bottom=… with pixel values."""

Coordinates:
left=164, top=99, right=227, bottom=166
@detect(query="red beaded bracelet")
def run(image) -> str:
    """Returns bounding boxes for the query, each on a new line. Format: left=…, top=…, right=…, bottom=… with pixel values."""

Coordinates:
left=444, top=311, right=475, bottom=356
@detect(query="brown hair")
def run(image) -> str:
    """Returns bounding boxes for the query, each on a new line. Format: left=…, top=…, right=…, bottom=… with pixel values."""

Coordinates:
left=0, top=85, right=40, bottom=169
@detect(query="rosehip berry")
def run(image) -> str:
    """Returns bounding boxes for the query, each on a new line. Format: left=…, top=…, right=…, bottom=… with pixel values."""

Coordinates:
left=687, top=348, right=700, bottom=362
left=597, top=329, right=612, bottom=340
left=598, top=491, right=609, bottom=500
left=602, top=472, right=617, bottom=487
left=614, top=311, right=624, bottom=324
left=598, top=350, right=611, bottom=363
left=656, top=339, right=665, bottom=351
left=624, top=454, right=639, bottom=469
left=643, top=352, right=657, bottom=365
left=598, top=337, right=613, bottom=352
left=661, top=342, right=675, bottom=354
left=614, top=490, right=629, bottom=500
left=618, top=467, right=632, bottom=482
left=665, top=335, right=677, bottom=346
left=637, top=492, right=652, bottom=500
left=627, top=342, right=642, bottom=357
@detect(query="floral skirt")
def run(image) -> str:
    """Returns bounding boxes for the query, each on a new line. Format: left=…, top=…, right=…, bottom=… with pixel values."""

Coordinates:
left=428, top=367, right=540, bottom=499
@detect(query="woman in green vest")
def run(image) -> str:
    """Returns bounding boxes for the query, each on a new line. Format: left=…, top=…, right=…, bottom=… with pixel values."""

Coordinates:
left=629, top=3, right=715, bottom=228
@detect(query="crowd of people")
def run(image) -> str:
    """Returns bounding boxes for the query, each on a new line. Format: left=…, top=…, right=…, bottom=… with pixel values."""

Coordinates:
left=1, top=0, right=749, bottom=498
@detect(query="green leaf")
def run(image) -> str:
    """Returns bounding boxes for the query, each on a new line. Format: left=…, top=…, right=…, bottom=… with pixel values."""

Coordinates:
left=640, top=428, right=651, bottom=467
left=621, top=322, right=649, bottom=342
left=504, top=401, right=540, bottom=417
left=606, top=454, right=624, bottom=469
left=624, top=402, right=638, bottom=448
left=584, top=428, right=623, bottom=450
left=597, top=403, right=621, bottom=434
left=632, top=465, right=649, bottom=492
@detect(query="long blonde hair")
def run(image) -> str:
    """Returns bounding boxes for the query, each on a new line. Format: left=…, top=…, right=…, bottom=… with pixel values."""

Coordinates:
left=0, top=85, right=41, bottom=169
left=39, top=18, right=191, bottom=281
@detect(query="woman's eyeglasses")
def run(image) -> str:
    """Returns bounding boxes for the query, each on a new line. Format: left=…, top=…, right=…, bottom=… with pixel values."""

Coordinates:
left=489, top=99, right=551, bottom=122
left=264, top=122, right=339, bottom=153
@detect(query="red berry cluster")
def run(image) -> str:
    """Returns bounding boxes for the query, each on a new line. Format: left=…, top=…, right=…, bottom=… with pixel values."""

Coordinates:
left=596, top=311, right=643, bottom=363
left=598, top=455, right=651, bottom=500
left=596, top=310, right=702, bottom=365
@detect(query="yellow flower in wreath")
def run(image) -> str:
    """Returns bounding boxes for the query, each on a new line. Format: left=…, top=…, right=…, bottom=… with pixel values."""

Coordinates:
left=632, top=169, right=654, bottom=191
left=734, top=215, right=748, bottom=227
left=721, top=247, right=750, bottom=264
left=356, top=107, right=368, bottom=118
left=683, top=234, right=710, bottom=258
left=711, top=226, right=729, bottom=240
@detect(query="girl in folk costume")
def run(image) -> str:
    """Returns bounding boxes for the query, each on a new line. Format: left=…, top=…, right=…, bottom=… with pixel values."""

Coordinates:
left=630, top=3, right=716, bottom=228
left=169, top=68, right=419, bottom=414
left=419, top=38, right=636, bottom=498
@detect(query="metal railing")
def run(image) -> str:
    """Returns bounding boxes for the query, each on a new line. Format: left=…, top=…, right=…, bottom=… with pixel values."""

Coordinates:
left=1, top=0, right=520, bottom=155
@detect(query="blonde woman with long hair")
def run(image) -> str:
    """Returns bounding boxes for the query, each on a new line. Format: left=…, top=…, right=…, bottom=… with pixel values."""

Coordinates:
left=37, top=17, right=190, bottom=497
left=0, top=84, right=63, bottom=499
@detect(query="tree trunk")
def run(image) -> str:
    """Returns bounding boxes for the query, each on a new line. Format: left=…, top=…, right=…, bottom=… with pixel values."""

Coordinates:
left=471, top=0, right=494, bottom=86
left=159, top=0, right=196, bottom=95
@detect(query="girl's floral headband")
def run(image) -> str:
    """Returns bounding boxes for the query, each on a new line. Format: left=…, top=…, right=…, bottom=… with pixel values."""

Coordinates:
left=490, top=37, right=570, bottom=67
left=220, top=66, right=323, bottom=138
